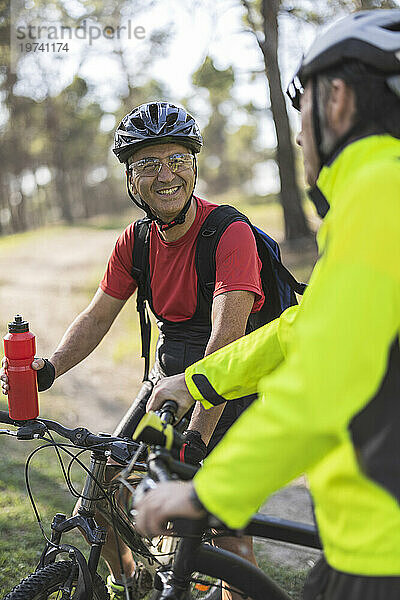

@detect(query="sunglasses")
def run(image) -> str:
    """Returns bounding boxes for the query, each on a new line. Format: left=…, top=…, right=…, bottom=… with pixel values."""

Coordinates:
left=286, top=75, right=304, bottom=112
left=129, top=153, right=195, bottom=178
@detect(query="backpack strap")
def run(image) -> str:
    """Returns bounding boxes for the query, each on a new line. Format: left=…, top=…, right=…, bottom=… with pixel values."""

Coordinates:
left=195, top=205, right=248, bottom=303
left=195, top=205, right=307, bottom=321
left=274, top=262, right=307, bottom=295
left=131, top=218, right=152, bottom=382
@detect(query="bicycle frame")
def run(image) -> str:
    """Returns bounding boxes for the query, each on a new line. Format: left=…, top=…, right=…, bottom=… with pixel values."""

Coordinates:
left=37, top=446, right=175, bottom=582
left=0, top=408, right=322, bottom=600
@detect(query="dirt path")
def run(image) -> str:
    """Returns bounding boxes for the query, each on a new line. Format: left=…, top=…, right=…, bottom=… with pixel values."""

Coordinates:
left=0, top=224, right=320, bottom=571
left=0, top=226, right=142, bottom=431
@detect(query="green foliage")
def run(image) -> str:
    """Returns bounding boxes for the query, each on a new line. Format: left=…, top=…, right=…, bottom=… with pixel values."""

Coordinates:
left=192, top=56, right=235, bottom=107
left=191, top=55, right=270, bottom=196
left=0, top=0, right=170, bottom=235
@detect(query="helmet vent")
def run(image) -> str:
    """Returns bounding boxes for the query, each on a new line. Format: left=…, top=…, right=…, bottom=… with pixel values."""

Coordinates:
left=382, top=22, right=400, bottom=32
left=132, top=117, right=145, bottom=130
left=149, top=103, right=159, bottom=123
left=112, top=101, right=203, bottom=162
left=166, top=113, right=178, bottom=127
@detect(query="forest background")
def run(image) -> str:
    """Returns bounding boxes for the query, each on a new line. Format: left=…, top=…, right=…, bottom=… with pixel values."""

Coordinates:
left=2, top=0, right=398, bottom=241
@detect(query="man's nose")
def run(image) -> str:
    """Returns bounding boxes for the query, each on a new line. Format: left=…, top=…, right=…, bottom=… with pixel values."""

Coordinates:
left=157, top=163, right=175, bottom=182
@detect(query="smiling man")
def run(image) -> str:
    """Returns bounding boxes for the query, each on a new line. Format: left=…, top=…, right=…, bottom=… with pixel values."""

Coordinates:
left=1, top=102, right=268, bottom=599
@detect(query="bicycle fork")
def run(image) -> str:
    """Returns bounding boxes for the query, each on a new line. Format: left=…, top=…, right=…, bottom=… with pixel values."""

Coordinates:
left=37, top=449, right=108, bottom=596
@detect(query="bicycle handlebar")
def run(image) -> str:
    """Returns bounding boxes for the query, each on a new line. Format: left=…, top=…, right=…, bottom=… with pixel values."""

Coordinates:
left=156, top=400, right=178, bottom=425
left=0, top=409, right=127, bottom=447
left=0, top=400, right=179, bottom=449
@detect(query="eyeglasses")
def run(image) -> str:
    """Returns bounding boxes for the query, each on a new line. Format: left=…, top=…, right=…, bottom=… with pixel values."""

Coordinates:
left=129, top=153, right=195, bottom=178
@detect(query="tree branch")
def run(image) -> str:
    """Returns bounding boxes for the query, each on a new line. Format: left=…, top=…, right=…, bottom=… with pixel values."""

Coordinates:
left=240, top=0, right=266, bottom=53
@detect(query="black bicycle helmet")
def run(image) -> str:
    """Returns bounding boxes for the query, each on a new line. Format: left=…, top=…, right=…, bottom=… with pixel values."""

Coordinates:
left=287, top=9, right=400, bottom=110
left=113, top=102, right=203, bottom=163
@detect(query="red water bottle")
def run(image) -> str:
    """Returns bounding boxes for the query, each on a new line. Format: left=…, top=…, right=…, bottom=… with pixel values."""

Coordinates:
left=3, top=315, right=39, bottom=420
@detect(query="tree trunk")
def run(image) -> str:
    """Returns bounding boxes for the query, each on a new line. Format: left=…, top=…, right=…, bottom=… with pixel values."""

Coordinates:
left=45, top=98, right=73, bottom=224
left=261, top=0, right=311, bottom=241
left=16, top=189, right=27, bottom=232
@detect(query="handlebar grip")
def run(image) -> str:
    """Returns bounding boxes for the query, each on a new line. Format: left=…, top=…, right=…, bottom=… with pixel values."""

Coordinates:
left=158, top=400, right=178, bottom=425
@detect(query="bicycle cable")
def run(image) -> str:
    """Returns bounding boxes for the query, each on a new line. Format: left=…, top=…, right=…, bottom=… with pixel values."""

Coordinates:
left=24, top=438, right=117, bottom=544
left=0, top=412, right=161, bottom=599
left=22, top=431, right=171, bottom=593
left=46, top=429, right=84, bottom=499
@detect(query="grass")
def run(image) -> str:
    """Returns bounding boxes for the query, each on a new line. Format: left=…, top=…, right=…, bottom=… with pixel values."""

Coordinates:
left=0, top=225, right=65, bottom=254
left=258, top=559, right=308, bottom=600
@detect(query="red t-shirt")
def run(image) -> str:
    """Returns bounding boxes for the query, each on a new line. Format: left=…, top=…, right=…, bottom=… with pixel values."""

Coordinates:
left=100, top=197, right=264, bottom=322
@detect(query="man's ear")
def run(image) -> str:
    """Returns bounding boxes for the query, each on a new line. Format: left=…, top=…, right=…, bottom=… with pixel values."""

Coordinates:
left=326, top=78, right=356, bottom=137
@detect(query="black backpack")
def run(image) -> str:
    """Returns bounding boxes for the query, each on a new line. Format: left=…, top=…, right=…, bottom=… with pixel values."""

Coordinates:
left=131, top=205, right=306, bottom=380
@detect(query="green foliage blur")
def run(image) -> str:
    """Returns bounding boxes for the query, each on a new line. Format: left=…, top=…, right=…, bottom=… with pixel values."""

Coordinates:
left=192, top=56, right=272, bottom=195
left=1, top=0, right=398, bottom=237
left=0, top=0, right=171, bottom=235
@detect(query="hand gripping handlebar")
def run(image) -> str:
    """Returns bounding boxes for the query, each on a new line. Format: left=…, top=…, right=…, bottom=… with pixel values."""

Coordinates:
left=132, top=401, right=182, bottom=450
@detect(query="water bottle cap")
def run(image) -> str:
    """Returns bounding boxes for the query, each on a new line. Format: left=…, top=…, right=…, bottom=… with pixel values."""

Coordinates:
left=8, top=314, right=29, bottom=333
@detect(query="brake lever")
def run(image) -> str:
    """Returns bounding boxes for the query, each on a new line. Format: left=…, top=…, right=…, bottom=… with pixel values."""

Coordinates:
left=130, top=476, right=158, bottom=518
left=16, top=420, right=47, bottom=440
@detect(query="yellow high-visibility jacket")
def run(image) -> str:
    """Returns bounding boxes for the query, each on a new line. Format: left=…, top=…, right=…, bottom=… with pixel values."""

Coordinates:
left=185, top=135, right=400, bottom=576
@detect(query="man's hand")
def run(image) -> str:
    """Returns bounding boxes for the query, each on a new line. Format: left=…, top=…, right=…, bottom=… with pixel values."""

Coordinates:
left=147, top=373, right=195, bottom=420
left=135, top=481, right=205, bottom=538
left=1, top=357, right=55, bottom=394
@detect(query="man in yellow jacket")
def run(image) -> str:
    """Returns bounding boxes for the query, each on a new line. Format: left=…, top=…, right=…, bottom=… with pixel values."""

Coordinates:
left=137, top=10, right=400, bottom=599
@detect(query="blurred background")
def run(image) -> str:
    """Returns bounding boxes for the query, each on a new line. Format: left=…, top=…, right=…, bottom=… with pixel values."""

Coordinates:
left=1, top=0, right=397, bottom=240
left=0, top=1, right=398, bottom=596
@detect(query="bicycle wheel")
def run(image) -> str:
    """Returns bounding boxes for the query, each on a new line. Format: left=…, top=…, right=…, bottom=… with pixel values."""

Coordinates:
left=2, top=560, right=109, bottom=600
left=191, top=544, right=292, bottom=600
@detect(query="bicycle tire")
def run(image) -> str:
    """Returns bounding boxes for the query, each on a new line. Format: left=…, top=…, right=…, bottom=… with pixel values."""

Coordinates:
left=192, top=544, right=292, bottom=600
left=2, top=560, right=109, bottom=600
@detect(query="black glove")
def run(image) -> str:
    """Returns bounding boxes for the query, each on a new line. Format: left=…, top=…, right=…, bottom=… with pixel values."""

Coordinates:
left=36, top=359, right=56, bottom=392
left=179, top=430, right=207, bottom=466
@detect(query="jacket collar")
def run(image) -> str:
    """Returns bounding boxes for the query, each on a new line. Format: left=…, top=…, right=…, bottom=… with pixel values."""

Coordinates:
left=315, top=134, right=397, bottom=210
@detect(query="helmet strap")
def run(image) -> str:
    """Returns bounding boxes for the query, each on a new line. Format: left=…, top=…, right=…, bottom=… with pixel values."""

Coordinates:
left=311, top=77, right=325, bottom=171
left=156, top=195, right=193, bottom=231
